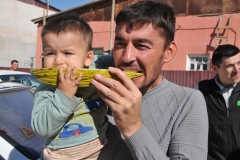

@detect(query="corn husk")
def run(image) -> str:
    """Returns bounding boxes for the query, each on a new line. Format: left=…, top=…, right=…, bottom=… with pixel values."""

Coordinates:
left=31, top=68, right=143, bottom=87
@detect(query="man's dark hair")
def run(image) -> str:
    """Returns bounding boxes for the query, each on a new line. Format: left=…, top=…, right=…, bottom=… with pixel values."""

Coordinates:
left=212, top=44, right=240, bottom=68
left=115, top=1, right=176, bottom=50
left=11, top=60, right=18, bottom=64
left=41, top=14, right=93, bottom=51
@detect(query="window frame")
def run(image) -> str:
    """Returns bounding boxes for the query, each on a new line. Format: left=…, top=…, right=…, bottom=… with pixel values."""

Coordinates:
left=186, top=54, right=210, bottom=71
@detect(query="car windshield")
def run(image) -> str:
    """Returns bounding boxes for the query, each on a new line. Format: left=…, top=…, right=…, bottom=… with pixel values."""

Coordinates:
left=0, top=86, right=45, bottom=159
left=0, top=74, right=42, bottom=90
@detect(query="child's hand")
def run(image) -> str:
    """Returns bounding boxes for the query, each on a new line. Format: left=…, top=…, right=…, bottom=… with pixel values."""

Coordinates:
left=57, top=66, right=82, bottom=98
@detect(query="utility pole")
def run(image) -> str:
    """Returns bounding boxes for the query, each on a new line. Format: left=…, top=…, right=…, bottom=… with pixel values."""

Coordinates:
left=42, top=0, right=49, bottom=67
left=43, top=9, right=46, bottom=25
left=46, top=0, right=49, bottom=16
left=43, top=0, right=49, bottom=26
left=108, top=0, right=115, bottom=55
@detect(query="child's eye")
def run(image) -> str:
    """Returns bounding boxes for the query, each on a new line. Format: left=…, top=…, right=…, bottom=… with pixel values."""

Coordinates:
left=45, top=52, right=54, bottom=56
left=65, top=52, right=72, bottom=55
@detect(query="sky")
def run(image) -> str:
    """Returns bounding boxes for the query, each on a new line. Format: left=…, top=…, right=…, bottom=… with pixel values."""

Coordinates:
left=40, top=0, right=94, bottom=11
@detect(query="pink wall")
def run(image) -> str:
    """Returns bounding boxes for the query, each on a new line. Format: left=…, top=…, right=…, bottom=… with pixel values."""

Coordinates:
left=35, top=13, right=240, bottom=70
left=163, top=13, right=240, bottom=70
left=89, top=21, right=115, bottom=51
left=36, top=24, right=43, bottom=68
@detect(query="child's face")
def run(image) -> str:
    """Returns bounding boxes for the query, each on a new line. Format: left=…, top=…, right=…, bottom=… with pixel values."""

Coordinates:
left=42, top=32, right=93, bottom=68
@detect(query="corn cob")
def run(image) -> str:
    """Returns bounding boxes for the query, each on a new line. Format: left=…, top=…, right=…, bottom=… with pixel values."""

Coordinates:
left=31, top=68, right=143, bottom=87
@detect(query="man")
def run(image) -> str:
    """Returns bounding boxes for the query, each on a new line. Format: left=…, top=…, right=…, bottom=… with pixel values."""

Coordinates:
left=91, top=1, right=208, bottom=159
left=9, top=60, right=19, bottom=71
left=196, top=44, right=240, bottom=160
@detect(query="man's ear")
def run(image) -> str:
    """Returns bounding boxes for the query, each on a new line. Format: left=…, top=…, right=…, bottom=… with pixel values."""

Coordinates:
left=212, top=65, right=217, bottom=71
left=164, top=41, right=177, bottom=63
left=84, top=51, right=94, bottom=67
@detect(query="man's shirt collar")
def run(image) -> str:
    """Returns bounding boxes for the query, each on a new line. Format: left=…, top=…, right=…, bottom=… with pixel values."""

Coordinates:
left=215, top=75, right=236, bottom=91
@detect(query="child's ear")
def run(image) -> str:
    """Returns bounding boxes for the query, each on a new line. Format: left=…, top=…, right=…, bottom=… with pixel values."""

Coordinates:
left=84, top=51, right=94, bottom=67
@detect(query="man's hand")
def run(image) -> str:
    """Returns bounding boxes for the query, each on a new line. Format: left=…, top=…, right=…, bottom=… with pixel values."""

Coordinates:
left=91, top=67, right=143, bottom=138
left=58, top=66, right=82, bottom=98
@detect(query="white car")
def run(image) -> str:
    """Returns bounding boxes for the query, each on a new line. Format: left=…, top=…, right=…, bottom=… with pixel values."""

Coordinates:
left=0, top=70, right=41, bottom=90
left=0, top=81, right=44, bottom=160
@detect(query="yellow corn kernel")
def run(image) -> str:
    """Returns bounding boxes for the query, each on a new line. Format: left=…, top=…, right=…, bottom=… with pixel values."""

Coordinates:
left=31, top=68, right=143, bottom=87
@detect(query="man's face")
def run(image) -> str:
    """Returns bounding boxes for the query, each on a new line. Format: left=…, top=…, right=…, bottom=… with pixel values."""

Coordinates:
left=113, top=23, right=176, bottom=93
left=11, top=62, right=18, bottom=71
left=42, top=32, right=93, bottom=69
left=214, top=53, right=240, bottom=87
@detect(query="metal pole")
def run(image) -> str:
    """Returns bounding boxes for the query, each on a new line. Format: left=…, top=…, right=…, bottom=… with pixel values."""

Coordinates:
left=46, top=0, right=49, bottom=16
left=43, top=8, right=46, bottom=26
left=42, top=0, right=49, bottom=67
left=108, top=0, right=115, bottom=55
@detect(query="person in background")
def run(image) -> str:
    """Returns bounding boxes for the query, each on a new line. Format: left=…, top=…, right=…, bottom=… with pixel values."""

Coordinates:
left=196, top=44, right=240, bottom=160
left=9, top=60, right=19, bottom=71
left=90, top=55, right=114, bottom=69
left=91, top=1, right=208, bottom=159
left=31, top=14, right=108, bottom=160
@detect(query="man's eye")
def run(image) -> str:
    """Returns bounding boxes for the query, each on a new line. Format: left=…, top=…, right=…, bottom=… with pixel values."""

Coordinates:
left=117, top=42, right=123, bottom=45
left=226, top=65, right=233, bottom=69
left=137, top=44, right=149, bottom=50
left=115, top=42, right=124, bottom=47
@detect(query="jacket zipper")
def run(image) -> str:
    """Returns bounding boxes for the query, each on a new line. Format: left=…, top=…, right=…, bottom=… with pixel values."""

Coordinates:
left=226, top=110, right=229, bottom=117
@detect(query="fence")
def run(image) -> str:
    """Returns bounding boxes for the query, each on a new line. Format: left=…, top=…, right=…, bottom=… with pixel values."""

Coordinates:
left=162, top=70, right=217, bottom=88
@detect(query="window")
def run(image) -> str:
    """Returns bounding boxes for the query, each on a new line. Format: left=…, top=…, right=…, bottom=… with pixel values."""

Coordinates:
left=187, top=55, right=210, bottom=71
left=92, top=48, right=104, bottom=55
left=0, top=74, right=41, bottom=90
left=92, top=48, right=112, bottom=55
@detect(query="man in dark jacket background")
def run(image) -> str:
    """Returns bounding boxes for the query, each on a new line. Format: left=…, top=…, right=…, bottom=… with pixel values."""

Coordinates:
left=196, top=44, right=240, bottom=160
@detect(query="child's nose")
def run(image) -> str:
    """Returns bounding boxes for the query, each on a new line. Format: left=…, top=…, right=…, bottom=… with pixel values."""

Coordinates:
left=55, top=54, right=65, bottom=66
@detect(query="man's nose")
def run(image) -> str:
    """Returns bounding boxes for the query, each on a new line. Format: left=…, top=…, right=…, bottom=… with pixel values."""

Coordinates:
left=233, top=63, right=240, bottom=72
left=122, top=44, right=136, bottom=64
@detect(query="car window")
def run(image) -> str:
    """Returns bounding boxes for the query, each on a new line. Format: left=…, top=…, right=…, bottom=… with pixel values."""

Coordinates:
left=0, top=74, right=42, bottom=90
left=22, top=76, right=32, bottom=86
left=12, top=75, right=22, bottom=83
left=0, top=75, right=11, bottom=82
left=26, top=75, right=42, bottom=90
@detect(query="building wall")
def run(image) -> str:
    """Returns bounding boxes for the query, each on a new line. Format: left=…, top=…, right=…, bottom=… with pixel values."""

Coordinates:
left=163, top=13, right=240, bottom=70
left=34, top=0, right=240, bottom=70
left=0, top=0, right=56, bottom=69
left=36, top=13, right=240, bottom=70
left=36, top=24, right=43, bottom=68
